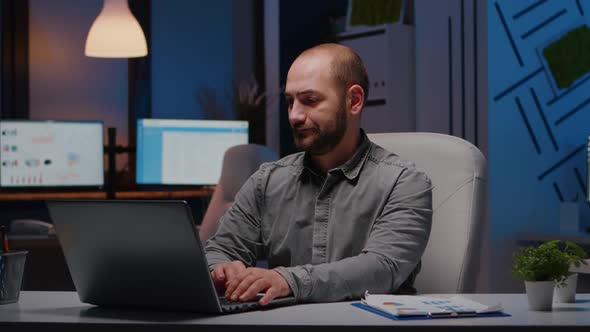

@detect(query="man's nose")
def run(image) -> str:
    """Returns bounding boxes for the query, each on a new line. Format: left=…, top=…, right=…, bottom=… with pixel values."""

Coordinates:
left=289, top=102, right=306, bottom=125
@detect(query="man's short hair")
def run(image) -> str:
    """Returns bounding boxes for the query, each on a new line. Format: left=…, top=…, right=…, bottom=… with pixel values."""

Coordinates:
left=300, top=44, right=370, bottom=105
left=331, top=48, right=370, bottom=105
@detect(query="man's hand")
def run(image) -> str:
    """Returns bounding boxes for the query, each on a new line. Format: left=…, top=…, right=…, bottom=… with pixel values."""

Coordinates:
left=225, top=267, right=292, bottom=305
left=211, top=261, right=247, bottom=292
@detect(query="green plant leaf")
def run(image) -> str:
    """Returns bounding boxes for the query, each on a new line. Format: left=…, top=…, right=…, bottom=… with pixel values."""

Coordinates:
left=512, top=240, right=571, bottom=282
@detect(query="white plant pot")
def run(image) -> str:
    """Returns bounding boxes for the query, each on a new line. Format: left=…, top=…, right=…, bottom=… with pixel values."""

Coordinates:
left=525, top=280, right=554, bottom=311
left=554, top=273, right=578, bottom=303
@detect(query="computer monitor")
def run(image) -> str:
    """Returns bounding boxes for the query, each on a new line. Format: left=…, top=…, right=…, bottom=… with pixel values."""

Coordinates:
left=0, top=120, right=104, bottom=188
left=136, top=119, right=248, bottom=185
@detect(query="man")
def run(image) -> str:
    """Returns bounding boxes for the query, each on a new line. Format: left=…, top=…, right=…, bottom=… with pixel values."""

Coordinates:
left=204, top=43, right=432, bottom=305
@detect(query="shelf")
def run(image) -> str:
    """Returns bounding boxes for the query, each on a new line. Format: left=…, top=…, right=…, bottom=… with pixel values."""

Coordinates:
left=571, top=259, right=590, bottom=274
left=115, top=188, right=214, bottom=199
left=336, top=23, right=415, bottom=133
left=516, top=232, right=590, bottom=246
left=335, top=27, right=386, bottom=41
left=0, top=187, right=214, bottom=201
left=7, top=235, right=59, bottom=248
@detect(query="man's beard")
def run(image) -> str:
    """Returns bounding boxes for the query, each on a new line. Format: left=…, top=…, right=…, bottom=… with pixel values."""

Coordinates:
left=291, top=101, right=347, bottom=155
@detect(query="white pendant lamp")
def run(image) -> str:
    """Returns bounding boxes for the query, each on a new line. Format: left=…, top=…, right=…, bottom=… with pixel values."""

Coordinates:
left=85, top=0, right=148, bottom=58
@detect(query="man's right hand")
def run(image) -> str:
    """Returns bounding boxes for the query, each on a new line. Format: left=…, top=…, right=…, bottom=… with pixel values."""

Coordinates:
left=211, top=261, right=247, bottom=293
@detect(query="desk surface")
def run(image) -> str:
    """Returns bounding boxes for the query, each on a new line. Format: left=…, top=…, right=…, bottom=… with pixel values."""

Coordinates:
left=0, top=188, right=214, bottom=200
left=1, top=292, right=589, bottom=332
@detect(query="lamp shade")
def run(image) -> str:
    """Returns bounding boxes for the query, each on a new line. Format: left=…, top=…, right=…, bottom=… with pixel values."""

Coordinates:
left=85, top=0, right=147, bottom=58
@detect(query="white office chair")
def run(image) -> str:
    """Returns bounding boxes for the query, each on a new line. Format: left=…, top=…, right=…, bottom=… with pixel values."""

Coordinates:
left=368, top=132, right=487, bottom=294
left=199, top=144, right=279, bottom=243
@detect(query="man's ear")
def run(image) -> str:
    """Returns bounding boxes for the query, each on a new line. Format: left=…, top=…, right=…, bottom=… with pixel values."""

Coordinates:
left=347, top=85, right=364, bottom=116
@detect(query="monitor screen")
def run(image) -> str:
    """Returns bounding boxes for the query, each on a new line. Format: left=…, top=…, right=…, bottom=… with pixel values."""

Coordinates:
left=0, top=120, right=104, bottom=188
left=136, top=119, right=248, bottom=185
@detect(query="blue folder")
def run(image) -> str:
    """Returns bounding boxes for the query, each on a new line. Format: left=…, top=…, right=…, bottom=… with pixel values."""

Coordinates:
left=351, top=302, right=511, bottom=321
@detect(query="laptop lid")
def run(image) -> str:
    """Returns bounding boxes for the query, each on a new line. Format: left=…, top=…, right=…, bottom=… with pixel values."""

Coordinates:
left=47, top=200, right=223, bottom=313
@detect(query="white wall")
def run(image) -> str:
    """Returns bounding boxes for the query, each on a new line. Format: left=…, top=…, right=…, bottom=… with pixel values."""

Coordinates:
left=415, top=0, right=489, bottom=292
left=415, top=0, right=487, bottom=153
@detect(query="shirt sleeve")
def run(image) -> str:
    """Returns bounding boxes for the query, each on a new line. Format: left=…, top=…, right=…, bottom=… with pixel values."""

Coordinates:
left=204, top=165, right=267, bottom=270
left=274, top=168, right=433, bottom=303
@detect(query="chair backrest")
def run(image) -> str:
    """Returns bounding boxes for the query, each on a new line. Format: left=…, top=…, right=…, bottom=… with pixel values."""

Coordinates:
left=368, top=132, right=487, bottom=293
left=199, top=144, right=279, bottom=242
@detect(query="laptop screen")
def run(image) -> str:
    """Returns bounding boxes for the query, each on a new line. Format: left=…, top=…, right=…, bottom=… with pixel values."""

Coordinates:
left=136, top=119, right=248, bottom=185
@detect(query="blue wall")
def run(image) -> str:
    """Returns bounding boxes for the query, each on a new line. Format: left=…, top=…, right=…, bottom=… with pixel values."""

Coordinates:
left=28, top=0, right=128, bottom=135
left=28, top=0, right=129, bottom=168
left=151, top=0, right=234, bottom=120
left=28, top=0, right=238, bottom=167
left=488, top=0, right=590, bottom=288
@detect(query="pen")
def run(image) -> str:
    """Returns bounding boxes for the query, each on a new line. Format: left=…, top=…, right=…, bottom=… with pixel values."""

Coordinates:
left=429, top=310, right=477, bottom=318
left=0, top=226, right=8, bottom=252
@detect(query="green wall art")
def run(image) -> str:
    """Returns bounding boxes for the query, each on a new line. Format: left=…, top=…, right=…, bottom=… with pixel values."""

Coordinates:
left=543, top=24, right=590, bottom=89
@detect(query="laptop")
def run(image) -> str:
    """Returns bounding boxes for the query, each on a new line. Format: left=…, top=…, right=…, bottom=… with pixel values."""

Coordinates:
left=46, top=199, right=296, bottom=313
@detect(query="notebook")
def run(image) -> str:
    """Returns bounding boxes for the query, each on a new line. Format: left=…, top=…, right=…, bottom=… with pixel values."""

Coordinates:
left=353, top=292, right=508, bottom=320
left=47, top=199, right=296, bottom=314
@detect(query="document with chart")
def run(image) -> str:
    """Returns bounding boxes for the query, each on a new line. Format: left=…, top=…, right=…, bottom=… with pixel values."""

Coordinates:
left=354, top=292, right=505, bottom=319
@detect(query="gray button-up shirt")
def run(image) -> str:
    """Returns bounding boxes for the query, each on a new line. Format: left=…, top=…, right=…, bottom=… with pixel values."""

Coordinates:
left=205, top=131, right=433, bottom=303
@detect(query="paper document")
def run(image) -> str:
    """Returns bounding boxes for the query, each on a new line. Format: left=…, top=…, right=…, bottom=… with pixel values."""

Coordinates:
left=360, top=292, right=503, bottom=317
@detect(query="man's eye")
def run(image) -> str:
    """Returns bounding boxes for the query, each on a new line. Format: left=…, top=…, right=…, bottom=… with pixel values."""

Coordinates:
left=305, top=98, right=319, bottom=105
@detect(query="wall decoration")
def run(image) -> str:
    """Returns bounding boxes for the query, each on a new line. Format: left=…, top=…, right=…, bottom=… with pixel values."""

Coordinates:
left=346, top=0, right=405, bottom=33
left=540, top=23, right=590, bottom=91
left=488, top=0, right=590, bottom=290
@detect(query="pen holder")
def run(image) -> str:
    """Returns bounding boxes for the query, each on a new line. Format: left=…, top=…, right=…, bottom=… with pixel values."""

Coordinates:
left=0, top=251, right=28, bottom=304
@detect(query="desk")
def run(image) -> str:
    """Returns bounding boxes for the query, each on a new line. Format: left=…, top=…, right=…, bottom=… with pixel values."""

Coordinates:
left=0, top=188, right=214, bottom=200
left=0, top=292, right=589, bottom=331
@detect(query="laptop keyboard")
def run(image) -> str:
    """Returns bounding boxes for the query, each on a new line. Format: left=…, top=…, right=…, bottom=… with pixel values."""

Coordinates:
left=218, top=295, right=298, bottom=313
left=219, top=296, right=262, bottom=313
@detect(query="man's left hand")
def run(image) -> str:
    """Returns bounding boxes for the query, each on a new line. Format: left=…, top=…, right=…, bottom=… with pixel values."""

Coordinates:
left=225, top=267, right=292, bottom=305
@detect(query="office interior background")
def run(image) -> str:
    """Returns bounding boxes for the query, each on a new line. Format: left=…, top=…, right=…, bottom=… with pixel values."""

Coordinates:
left=1, top=0, right=590, bottom=294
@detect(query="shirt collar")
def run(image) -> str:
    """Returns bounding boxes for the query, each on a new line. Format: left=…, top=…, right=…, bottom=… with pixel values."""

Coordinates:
left=300, top=129, right=372, bottom=181
left=337, top=129, right=371, bottom=180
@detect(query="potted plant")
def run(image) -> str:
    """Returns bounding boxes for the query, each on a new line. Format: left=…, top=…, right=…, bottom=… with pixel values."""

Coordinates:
left=512, top=240, right=570, bottom=311
left=553, top=241, right=588, bottom=303
left=196, top=75, right=272, bottom=145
